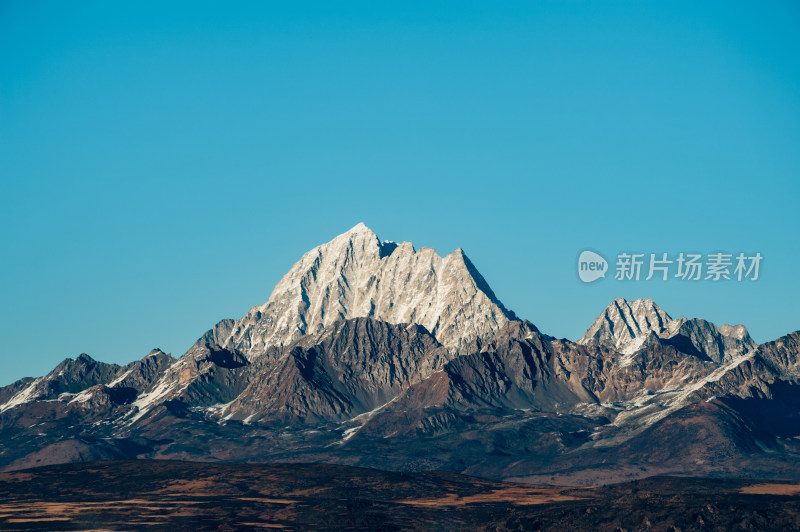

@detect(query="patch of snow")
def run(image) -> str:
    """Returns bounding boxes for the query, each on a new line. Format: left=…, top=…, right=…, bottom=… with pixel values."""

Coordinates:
left=126, top=360, right=187, bottom=423
left=0, top=378, right=42, bottom=413
left=342, top=426, right=360, bottom=441
left=351, top=396, right=399, bottom=421
left=108, top=369, right=133, bottom=387
left=69, top=389, right=96, bottom=404
left=620, top=335, right=648, bottom=358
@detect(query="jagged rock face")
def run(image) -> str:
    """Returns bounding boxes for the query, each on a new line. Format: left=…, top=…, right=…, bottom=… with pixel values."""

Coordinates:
left=66, top=384, right=139, bottom=410
left=107, top=349, right=174, bottom=391
left=348, top=318, right=772, bottom=453
left=224, top=318, right=452, bottom=423
left=0, top=378, right=35, bottom=407
left=66, top=223, right=513, bottom=424
left=578, top=298, right=673, bottom=355
left=420, top=327, right=594, bottom=411
left=128, top=343, right=256, bottom=419
left=206, top=223, right=514, bottom=358
left=690, top=331, right=800, bottom=402
left=361, top=319, right=723, bottom=423
left=663, top=318, right=756, bottom=363
left=755, top=332, right=800, bottom=377
left=0, top=354, right=122, bottom=413
left=0, top=351, right=173, bottom=415
left=579, top=298, right=756, bottom=363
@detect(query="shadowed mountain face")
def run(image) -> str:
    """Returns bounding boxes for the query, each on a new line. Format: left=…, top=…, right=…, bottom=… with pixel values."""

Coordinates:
left=0, top=225, right=798, bottom=485
left=223, top=318, right=452, bottom=423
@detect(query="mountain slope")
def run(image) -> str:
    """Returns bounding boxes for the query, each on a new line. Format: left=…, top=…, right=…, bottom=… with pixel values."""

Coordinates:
left=223, top=318, right=451, bottom=423
left=205, top=223, right=515, bottom=357
left=0, top=351, right=173, bottom=414
left=579, top=298, right=756, bottom=363
left=578, top=298, right=672, bottom=355
left=0, top=226, right=798, bottom=486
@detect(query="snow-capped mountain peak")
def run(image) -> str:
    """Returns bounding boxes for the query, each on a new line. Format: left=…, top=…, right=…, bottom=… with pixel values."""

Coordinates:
left=578, top=298, right=672, bottom=355
left=578, top=297, right=756, bottom=362
left=208, top=224, right=515, bottom=357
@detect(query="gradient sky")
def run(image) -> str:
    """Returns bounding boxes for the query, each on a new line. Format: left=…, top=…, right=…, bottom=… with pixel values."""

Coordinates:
left=2, top=1, right=799, bottom=386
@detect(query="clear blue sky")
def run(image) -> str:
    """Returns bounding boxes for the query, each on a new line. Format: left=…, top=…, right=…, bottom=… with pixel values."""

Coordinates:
left=2, top=1, right=799, bottom=385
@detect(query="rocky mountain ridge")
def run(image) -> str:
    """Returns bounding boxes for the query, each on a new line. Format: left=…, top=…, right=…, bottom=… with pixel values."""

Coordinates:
left=578, top=297, right=756, bottom=364
left=203, top=223, right=515, bottom=358
left=0, top=224, right=797, bottom=484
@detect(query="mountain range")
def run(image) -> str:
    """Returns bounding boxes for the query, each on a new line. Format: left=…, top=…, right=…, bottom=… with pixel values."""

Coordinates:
left=1, top=224, right=798, bottom=485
